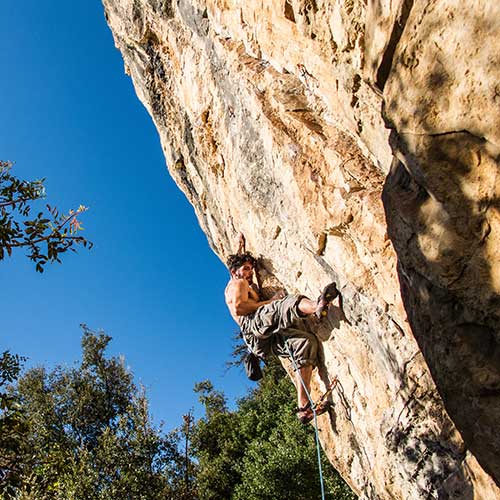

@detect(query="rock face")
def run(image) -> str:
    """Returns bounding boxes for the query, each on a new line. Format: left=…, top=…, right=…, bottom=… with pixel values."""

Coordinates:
left=103, top=1, right=500, bottom=498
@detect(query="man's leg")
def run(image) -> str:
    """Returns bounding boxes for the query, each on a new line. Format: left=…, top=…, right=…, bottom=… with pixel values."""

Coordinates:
left=296, top=364, right=313, bottom=409
left=251, top=286, right=338, bottom=335
left=297, top=282, right=339, bottom=318
left=297, top=297, right=317, bottom=316
left=279, top=332, right=317, bottom=409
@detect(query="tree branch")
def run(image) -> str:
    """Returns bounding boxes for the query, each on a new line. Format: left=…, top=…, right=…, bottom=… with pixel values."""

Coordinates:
left=0, top=196, right=35, bottom=209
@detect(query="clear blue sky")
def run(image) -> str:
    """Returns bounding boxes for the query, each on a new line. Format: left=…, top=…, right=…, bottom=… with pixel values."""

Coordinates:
left=1, top=1, right=251, bottom=429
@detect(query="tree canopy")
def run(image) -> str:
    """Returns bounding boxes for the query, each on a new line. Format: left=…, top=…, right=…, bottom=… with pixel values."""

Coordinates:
left=1, top=330, right=356, bottom=499
left=191, top=359, right=356, bottom=500
left=0, top=327, right=183, bottom=499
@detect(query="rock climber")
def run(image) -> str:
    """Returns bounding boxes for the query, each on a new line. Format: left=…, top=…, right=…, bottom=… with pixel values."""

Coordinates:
left=224, top=236, right=340, bottom=424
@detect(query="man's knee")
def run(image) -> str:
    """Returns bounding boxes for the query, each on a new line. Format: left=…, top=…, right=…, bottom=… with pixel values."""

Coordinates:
left=288, top=334, right=319, bottom=368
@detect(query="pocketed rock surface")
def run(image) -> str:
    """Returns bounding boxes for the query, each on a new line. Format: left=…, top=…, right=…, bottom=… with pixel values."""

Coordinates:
left=103, top=1, right=500, bottom=498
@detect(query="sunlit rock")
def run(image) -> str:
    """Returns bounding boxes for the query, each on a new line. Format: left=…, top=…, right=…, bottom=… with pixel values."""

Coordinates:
left=103, top=0, right=500, bottom=497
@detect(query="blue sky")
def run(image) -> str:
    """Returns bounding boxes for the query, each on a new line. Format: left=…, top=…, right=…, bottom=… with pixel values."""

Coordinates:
left=1, top=1, right=251, bottom=429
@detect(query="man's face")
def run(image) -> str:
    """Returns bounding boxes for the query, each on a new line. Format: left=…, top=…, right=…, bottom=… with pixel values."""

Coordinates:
left=234, top=262, right=254, bottom=283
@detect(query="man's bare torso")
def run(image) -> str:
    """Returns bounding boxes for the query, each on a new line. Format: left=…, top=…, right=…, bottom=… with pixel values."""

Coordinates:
left=225, top=278, right=260, bottom=324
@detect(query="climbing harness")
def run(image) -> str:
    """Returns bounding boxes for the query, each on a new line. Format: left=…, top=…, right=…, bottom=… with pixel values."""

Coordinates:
left=285, top=340, right=328, bottom=500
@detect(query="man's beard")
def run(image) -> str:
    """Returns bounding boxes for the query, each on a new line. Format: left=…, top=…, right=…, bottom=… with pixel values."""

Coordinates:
left=236, top=271, right=252, bottom=283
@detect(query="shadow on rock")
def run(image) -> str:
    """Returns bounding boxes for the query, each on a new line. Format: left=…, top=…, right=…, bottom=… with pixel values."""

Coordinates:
left=382, top=134, right=500, bottom=486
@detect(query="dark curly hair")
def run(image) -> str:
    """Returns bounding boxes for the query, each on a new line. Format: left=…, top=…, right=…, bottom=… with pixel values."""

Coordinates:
left=226, top=251, right=257, bottom=273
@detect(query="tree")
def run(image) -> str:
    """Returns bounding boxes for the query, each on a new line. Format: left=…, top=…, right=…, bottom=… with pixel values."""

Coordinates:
left=166, top=412, right=198, bottom=500
left=191, top=359, right=357, bottom=500
left=1, top=327, right=183, bottom=499
left=0, top=351, right=29, bottom=498
left=191, top=381, right=241, bottom=499
left=0, top=160, right=91, bottom=272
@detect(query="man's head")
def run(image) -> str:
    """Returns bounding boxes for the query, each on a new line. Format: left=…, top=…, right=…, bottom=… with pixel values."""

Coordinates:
left=226, top=252, right=256, bottom=283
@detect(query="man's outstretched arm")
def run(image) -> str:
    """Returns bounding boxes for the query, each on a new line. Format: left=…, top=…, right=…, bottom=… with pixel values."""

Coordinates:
left=237, top=233, right=246, bottom=254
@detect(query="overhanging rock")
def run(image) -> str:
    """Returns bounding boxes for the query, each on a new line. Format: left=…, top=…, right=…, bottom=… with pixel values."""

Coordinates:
left=103, top=1, right=500, bottom=497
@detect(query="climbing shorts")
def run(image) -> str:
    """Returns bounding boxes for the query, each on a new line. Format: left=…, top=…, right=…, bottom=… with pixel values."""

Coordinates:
left=240, top=294, right=319, bottom=369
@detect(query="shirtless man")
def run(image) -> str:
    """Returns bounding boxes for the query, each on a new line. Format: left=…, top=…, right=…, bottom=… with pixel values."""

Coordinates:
left=224, top=250, right=339, bottom=424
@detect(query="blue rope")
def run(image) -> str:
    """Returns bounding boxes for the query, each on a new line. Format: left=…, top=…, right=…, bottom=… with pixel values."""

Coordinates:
left=285, top=340, right=326, bottom=500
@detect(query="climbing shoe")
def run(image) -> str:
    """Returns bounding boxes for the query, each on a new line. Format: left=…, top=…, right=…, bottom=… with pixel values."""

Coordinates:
left=316, top=282, right=339, bottom=319
left=296, top=400, right=331, bottom=425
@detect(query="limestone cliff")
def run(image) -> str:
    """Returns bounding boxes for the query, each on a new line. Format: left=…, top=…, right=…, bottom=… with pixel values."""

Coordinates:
left=103, top=1, right=500, bottom=498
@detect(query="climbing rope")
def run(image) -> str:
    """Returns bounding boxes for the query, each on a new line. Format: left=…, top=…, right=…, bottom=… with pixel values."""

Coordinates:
left=285, top=340, right=326, bottom=500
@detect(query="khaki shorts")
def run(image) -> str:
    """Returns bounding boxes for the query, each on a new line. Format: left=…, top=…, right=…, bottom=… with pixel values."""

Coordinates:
left=240, top=294, right=318, bottom=369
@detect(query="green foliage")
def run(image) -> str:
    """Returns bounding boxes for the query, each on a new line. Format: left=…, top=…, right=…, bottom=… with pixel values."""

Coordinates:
left=191, top=359, right=357, bottom=500
left=0, top=160, right=92, bottom=272
left=166, top=413, right=198, bottom=500
left=0, top=352, right=29, bottom=498
left=1, top=330, right=357, bottom=499
left=0, top=327, right=183, bottom=499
